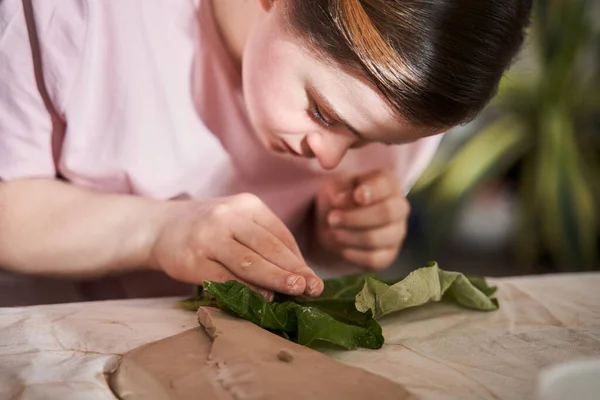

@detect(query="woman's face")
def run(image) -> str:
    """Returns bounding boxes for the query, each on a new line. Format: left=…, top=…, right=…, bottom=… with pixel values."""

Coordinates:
left=241, top=1, right=440, bottom=170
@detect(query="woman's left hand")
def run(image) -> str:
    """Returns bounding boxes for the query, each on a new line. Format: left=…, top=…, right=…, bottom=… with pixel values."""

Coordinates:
left=315, top=169, right=409, bottom=270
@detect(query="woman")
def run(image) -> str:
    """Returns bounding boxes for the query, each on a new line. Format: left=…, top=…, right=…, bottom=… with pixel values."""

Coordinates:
left=0, top=0, right=531, bottom=304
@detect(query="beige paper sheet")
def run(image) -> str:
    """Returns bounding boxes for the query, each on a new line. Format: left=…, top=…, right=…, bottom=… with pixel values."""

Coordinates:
left=1, top=273, right=599, bottom=399
left=322, top=273, right=600, bottom=399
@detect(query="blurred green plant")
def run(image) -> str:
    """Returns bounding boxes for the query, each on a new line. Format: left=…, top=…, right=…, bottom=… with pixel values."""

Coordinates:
left=410, top=0, right=600, bottom=272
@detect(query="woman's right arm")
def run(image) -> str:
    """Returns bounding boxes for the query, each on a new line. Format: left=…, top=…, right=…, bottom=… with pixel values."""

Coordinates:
left=0, top=178, right=324, bottom=298
left=0, top=178, right=167, bottom=278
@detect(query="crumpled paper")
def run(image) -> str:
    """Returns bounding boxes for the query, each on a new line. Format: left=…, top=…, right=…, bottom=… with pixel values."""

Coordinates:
left=0, top=298, right=198, bottom=399
left=322, top=273, right=600, bottom=399
left=1, top=273, right=599, bottom=400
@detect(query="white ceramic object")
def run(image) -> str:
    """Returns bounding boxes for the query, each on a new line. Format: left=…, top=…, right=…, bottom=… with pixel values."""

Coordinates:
left=536, top=358, right=600, bottom=400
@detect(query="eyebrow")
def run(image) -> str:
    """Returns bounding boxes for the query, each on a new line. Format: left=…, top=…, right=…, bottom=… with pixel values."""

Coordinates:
left=307, top=83, right=372, bottom=142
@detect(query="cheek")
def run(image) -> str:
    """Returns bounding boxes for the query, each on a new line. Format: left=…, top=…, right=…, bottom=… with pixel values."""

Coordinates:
left=242, top=58, right=280, bottom=130
left=242, top=32, right=309, bottom=137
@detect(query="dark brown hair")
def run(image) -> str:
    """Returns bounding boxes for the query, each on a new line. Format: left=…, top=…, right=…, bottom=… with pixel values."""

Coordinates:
left=287, top=0, right=533, bottom=128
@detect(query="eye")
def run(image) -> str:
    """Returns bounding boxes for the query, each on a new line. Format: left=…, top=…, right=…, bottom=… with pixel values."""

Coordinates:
left=310, top=104, right=334, bottom=128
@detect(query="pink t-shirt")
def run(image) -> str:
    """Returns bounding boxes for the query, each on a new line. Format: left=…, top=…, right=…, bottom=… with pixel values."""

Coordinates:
left=0, top=0, right=443, bottom=303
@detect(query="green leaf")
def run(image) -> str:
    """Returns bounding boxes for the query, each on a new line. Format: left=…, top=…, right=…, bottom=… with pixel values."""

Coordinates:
left=463, top=275, right=499, bottom=297
left=295, top=273, right=371, bottom=302
left=355, top=262, right=498, bottom=319
left=200, top=280, right=383, bottom=350
left=180, top=264, right=499, bottom=351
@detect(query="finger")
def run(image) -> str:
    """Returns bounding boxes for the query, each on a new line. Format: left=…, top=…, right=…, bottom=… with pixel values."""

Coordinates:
left=332, top=189, right=356, bottom=209
left=331, top=223, right=406, bottom=250
left=353, top=170, right=401, bottom=206
left=341, top=248, right=400, bottom=271
left=213, top=240, right=308, bottom=296
left=320, top=174, right=357, bottom=209
left=189, top=259, right=274, bottom=301
left=233, top=219, right=324, bottom=296
left=232, top=193, right=304, bottom=260
left=328, top=196, right=410, bottom=229
left=229, top=194, right=324, bottom=296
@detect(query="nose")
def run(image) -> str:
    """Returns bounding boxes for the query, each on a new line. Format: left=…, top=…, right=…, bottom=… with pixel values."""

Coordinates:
left=306, top=132, right=352, bottom=170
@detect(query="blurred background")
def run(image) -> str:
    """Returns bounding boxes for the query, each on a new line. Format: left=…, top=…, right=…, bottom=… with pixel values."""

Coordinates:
left=398, top=0, right=600, bottom=277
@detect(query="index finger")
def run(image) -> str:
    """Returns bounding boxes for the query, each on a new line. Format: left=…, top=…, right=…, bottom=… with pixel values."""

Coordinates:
left=234, top=194, right=304, bottom=259
left=237, top=221, right=321, bottom=283
left=353, top=170, right=401, bottom=206
left=235, top=195, right=324, bottom=296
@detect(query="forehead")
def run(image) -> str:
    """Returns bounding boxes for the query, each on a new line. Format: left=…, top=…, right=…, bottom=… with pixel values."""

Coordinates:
left=272, top=11, right=441, bottom=143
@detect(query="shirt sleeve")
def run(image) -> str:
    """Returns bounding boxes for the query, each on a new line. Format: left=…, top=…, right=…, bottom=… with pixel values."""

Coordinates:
left=396, top=133, right=445, bottom=195
left=0, top=0, right=87, bottom=181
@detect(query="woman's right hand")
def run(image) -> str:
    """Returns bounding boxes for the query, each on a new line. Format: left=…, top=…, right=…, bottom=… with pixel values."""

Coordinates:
left=148, top=193, right=323, bottom=300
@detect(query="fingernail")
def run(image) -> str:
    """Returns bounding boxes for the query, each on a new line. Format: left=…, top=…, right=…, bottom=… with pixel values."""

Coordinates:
left=286, top=274, right=301, bottom=289
left=328, top=212, right=341, bottom=227
left=306, top=278, right=322, bottom=296
left=260, top=290, right=272, bottom=301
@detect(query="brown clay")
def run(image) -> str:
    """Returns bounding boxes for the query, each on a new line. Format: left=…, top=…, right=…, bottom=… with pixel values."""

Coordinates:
left=109, top=307, right=413, bottom=400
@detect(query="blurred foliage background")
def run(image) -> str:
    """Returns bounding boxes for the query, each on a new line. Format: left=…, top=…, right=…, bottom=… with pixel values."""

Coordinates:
left=408, top=0, right=599, bottom=274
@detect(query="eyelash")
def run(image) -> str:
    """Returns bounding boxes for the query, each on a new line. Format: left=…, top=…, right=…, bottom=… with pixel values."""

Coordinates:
left=310, top=104, right=333, bottom=128
left=310, top=101, right=391, bottom=145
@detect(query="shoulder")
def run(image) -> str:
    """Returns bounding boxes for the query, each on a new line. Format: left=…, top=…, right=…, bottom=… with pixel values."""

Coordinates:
left=394, top=133, right=445, bottom=194
left=0, top=0, right=89, bottom=114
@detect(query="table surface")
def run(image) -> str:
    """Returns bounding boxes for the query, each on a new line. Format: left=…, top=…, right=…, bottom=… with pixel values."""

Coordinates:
left=1, top=273, right=599, bottom=400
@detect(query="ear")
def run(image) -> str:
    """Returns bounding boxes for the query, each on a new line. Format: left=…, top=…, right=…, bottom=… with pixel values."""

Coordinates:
left=258, top=0, right=274, bottom=12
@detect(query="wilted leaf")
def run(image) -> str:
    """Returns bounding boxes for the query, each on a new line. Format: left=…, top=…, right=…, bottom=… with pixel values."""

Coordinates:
left=355, top=262, right=498, bottom=319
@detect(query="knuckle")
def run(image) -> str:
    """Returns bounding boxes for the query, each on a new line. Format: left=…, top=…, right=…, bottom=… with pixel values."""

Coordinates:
left=264, top=236, right=282, bottom=255
left=235, top=192, right=262, bottom=207
left=259, top=235, right=290, bottom=261
left=211, top=203, right=234, bottom=220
